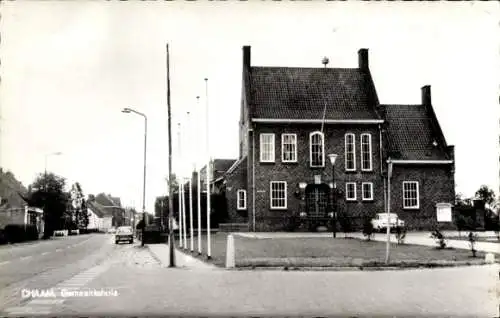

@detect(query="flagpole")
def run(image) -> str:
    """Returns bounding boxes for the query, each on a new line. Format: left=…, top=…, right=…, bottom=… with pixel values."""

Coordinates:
left=196, top=96, right=202, bottom=255
left=182, top=176, right=187, bottom=250
left=177, top=122, right=184, bottom=248
left=188, top=110, right=194, bottom=252
left=205, top=77, right=212, bottom=260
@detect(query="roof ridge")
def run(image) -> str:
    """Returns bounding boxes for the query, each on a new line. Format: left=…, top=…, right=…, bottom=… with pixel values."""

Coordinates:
left=226, top=156, right=247, bottom=175
left=251, top=66, right=358, bottom=71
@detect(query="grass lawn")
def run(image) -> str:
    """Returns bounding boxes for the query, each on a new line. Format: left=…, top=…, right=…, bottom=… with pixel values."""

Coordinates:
left=447, top=235, right=499, bottom=243
left=176, top=233, right=489, bottom=268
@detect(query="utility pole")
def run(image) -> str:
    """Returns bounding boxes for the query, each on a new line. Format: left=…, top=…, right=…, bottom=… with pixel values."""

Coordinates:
left=166, top=43, right=176, bottom=267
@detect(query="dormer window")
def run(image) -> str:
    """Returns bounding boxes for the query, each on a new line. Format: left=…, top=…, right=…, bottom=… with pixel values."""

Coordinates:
left=309, top=131, right=325, bottom=167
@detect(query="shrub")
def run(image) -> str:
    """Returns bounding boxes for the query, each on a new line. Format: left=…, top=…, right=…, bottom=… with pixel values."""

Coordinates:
left=4, top=224, right=38, bottom=243
left=468, top=231, right=478, bottom=257
left=395, top=225, right=407, bottom=244
left=362, top=218, right=374, bottom=241
left=338, top=215, right=353, bottom=238
left=430, top=228, right=447, bottom=249
left=455, top=214, right=466, bottom=238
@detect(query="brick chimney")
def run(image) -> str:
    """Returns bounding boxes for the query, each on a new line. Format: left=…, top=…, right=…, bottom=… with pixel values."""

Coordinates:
left=243, top=46, right=251, bottom=70
left=421, top=85, right=431, bottom=105
left=358, top=48, right=369, bottom=71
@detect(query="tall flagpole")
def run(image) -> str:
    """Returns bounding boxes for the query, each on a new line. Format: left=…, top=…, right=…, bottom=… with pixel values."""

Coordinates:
left=205, top=77, right=212, bottom=259
left=196, top=96, right=202, bottom=255
left=187, top=110, right=194, bottom=252
left=177, top=122, right=184, bottom=248
left=182, top=176, right=187, bottom=249
left=166, top=43, right=175, bottom=267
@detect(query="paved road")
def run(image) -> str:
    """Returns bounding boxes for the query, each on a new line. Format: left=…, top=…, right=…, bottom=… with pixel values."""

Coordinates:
left=1, top=235, right=498, bottom=317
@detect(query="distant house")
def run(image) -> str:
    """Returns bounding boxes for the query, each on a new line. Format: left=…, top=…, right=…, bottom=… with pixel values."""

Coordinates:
left=210, top=46, right=455, bottom=231
left=198, top=159, right=237, bottom=194
left=86, top=200, right=113, bottom=232
left=94, top=193, right=125, bottom=227
left=0, top=169, right=44, bottom=235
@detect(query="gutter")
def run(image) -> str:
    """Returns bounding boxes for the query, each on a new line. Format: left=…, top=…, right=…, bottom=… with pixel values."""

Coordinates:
left=251, top=118, right=384, bottom=124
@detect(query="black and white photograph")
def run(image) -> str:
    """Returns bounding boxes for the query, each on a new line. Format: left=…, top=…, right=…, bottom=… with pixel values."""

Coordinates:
left=0, top=1, right=499, bottom=317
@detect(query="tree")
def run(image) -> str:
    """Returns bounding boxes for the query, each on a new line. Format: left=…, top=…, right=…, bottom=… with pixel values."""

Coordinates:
left=70, top=182, right=88, bottom=229
left=27, top=172, right=68, bottom=239
left=475, top=185, right=495, bottom=206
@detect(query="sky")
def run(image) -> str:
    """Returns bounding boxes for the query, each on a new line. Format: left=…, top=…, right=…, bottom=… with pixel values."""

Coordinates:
left=1, top=1, right=499, bottom=213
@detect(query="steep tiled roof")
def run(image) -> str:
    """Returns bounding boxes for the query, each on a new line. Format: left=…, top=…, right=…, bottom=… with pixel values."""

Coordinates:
left=249, top=67, right=380, bottom=120
left=383, top=104, right=450, bottom=160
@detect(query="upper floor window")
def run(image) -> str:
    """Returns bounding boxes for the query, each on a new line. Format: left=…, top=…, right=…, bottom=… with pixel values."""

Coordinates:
left=237, top=190, right=247, bottom=210
left=345, top=133, right=356, bottom=171
left=309, top=131, right=325, bottom=167
left=360, top=133, right=372, bottom=171
left=270, top=181, right=287, bottom=209
left=281, top=134, right=297, bottom=163
left=345, top=182, right=357, bottom=201
left=403, top=181, right=419, bottom=209
left=361, top=182, right=373, bottom=201
left=260, top=133, right=275, bottom=162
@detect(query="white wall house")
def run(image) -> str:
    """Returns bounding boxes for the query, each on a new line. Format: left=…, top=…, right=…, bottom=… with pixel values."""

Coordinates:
left=86, top=205, right=113, bottom=232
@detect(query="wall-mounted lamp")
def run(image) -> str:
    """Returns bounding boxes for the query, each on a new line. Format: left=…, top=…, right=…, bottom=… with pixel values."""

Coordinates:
left=298, top=182, right=307, bottom=190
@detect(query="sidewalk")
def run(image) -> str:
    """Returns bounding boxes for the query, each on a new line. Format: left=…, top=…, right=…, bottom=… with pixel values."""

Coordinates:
left=147, top=242, right=219, bottom=270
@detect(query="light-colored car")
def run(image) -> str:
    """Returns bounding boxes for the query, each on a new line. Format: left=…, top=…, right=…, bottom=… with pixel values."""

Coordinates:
left=371, top=213, right=404, bottom=232
left=115, top=226, right=133, bottom=244
left=107, top=227, right=116, bottom=234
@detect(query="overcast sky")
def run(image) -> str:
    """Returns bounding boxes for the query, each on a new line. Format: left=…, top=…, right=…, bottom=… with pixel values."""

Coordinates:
left=1, top=1, right=499, bottom=213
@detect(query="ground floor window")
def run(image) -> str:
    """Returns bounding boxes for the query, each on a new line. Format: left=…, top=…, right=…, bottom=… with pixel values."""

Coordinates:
left=403, top=181, right=419, bottom=209
left=237, top=189, right=247, bottom=210
left=361, top=182, right=373, bottom=201
left=345, top=182, right=357, bottom=201
left=270, top=181, right=287, bottom=209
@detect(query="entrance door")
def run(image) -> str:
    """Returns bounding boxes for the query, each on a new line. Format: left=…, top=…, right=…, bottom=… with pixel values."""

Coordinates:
left=305, top=184, right=330, bottom=219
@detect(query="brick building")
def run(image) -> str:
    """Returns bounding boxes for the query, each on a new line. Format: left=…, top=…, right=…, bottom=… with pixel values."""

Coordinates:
left=217, top=46, right=455, bottom=231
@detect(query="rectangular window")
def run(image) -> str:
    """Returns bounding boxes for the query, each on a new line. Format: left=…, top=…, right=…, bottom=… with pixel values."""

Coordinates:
left=361, top=182, right=373, bottom=201
left=361, top=133, right=372, bottom=171
left=281, top=134, right=297, bottom=162
left=310, top=132, right=325, bottom=167
left=270, top=181, right=287, bottom=209
left=345, top=133, right=356, bottom=171
left=345, top=182, right=357, bottom=201
left=403, top=181, right=419, bottom=209
left=260, top=133, right=275, bottom=162
left=237, top=190, right=247, bottom=210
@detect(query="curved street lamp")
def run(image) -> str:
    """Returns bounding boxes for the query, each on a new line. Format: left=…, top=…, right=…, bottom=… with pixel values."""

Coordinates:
left=122, top=107, right=147, bottom=246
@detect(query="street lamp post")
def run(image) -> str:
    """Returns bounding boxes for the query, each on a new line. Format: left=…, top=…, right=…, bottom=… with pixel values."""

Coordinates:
left=328, top=154, right=338, bottom=238
left=122, top=107, right=147, bottom=247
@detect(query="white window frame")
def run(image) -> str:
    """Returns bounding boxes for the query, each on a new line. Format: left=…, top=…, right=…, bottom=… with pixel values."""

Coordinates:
left=309, top=131, right=325, bottom=168
left=345, top=133, right=356, bottom=171
left=402, top=181, right=420, bottom=209
left=270, top=181, right=287, bottom=209
left=281, top=133, right=297, bottom=163
left=345, top=182, right=357, bottom=201
left=361, top=182, right=373, bottom=201
left=259, top=133, right=275, bottom=163
left=237, top=189, right=247, bottom=210
left=360, top=133, right=373, bottom=171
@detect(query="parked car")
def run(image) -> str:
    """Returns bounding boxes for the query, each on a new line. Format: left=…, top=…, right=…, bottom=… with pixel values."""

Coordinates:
left=115, top=226, right=133, bottom=244
left=107, top=227, right=116, bottom=234
left=371, top=213, right=404, bottom=232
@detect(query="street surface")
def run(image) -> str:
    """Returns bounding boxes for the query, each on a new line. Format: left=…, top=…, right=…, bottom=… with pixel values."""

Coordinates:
left=0, top=233, right=498, bottom=317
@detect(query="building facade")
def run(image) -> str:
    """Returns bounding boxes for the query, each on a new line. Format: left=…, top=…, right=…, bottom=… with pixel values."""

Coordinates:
left=216, top=46, right=455, bottom=231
